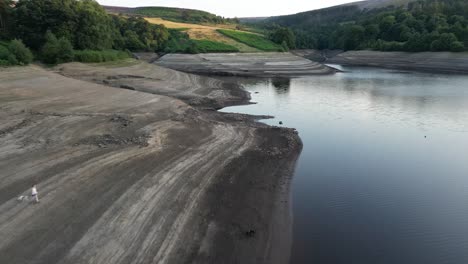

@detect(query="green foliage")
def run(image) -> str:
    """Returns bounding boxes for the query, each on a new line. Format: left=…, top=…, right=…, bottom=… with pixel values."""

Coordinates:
left=450, top=41, right=465, bottom=52
left=11, top=0, right=169, bottom=53
left=129, top=6, right=235, bottom=24
left=0, top=44, right=10, bottom=64
left=164, top=29, right=192, bottom=53
left=13, top=0, right=114, bottom=50
left=8, top=39, right=33, bottom=64
left=73, top=49, right=130, bottom=63
left=112, top=15, right=169, bottom=51
left=41, top=31, right=74, bottom=64
left=257, top=0, right=468, bottom=52
left=217, top=29, right=283, bottom=51
left=269, top=27, right=296, bottom=49
left=191, top=40, right=239, bottom=53
left=164, top=29, right=238, bottom=53
left=0, top=0, right=13, bottom=39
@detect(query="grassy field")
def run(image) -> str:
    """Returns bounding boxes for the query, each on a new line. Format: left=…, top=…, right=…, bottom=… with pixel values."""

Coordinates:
left=145, top=17, right=259, bottom=52
left=217, top=29, right=283, bottom=52
left=192, top=40, right=239, bottom=53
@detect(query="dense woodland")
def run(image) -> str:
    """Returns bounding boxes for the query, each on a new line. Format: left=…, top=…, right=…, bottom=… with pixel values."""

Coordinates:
left=107, top=6, right=240, bottom=25
left=260, top=0, right=468, bottom=52
left=0, top=0, right=171, bottom=65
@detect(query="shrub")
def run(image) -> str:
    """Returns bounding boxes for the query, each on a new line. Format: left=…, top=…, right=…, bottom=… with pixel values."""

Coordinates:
left=8, top=39, right=33, bottom=65
left=0, top=45, right=10, bottom=61
left=191, top=40, right=239, bottom=53
left=74, top=50, right=103, bottom=62
left=57, top=38, right=74, bottom=62
left=450, top=41, right=465, bottom=52
left=41, top=31, right=74, bottom=64
left=73, top=49, right=130, bottom=63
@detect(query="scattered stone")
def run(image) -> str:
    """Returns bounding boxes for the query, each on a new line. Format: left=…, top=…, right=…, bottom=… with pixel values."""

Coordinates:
left=279, top=121, right=283, bottom=125
left=110, top=115, right=133, bottom=128
left=245, top=229, right=256, bottom=238
left=0, top=119, right=32, bottom=137
left=78, top=133, right=149, bottom=148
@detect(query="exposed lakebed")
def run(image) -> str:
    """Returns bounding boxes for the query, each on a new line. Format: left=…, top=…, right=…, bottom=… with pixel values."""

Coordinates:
left=222, top=65, right=468, bottom=264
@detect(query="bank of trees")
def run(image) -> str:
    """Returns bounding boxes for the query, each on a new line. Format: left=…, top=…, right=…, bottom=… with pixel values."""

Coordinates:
left=0, top=0, right=170, bottom=65
left=263, top=0, right=468, bottom=52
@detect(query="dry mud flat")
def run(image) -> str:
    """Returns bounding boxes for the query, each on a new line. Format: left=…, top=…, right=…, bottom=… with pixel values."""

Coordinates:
left=155, top=52, right=336, bottom=77
left=327, top=50, right=468, bottom=73
left=0, top=63, right=301, bottom=264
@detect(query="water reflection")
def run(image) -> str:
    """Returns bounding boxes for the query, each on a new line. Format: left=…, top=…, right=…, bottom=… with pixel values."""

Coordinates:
left=272, top=78, right=291, bottom=94
left=221, top=66, right=468, bottom=264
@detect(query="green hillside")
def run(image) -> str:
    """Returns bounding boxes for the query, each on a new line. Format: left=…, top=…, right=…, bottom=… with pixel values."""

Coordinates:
left=103, top=6, right=234, bottom=24
left=217, top=29, right=283, bottom=51
left=253, top=0, right=468, bottom=52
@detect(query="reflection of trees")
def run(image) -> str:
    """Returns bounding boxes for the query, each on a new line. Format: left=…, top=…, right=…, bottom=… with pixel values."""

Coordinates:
left=272, top=78, right=291, bottom=94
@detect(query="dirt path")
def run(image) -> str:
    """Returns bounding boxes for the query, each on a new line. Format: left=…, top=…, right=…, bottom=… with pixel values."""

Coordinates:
left=0, top=63, right=301, bottom=264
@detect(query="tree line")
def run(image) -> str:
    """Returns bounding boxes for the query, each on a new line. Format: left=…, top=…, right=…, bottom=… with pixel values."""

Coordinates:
left=0, top=0, right=171, bottom=65
left=260, top=0, right=468, bottom=52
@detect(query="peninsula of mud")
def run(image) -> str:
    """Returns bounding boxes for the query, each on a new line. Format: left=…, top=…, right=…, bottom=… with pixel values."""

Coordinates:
left=0, top=59, right=303, bottom=264
left=294, top=50, right=468, bottom=74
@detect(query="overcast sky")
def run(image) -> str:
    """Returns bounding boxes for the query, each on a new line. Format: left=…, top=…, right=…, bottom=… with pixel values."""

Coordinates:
left=97, top=0, right=360, bottom=17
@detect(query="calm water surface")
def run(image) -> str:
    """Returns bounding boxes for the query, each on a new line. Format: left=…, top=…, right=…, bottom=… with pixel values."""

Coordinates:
left=222, top=65, right=468, bottom=264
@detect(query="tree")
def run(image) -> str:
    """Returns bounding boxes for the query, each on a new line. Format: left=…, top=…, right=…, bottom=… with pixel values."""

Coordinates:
left=431, top=33, right=458, bottom=51
left=0, top=0, right=13, bottom=38
left=13, top=0, right=114, bottom=50
left=450, top=41, right=465, bottom=52
left=269, top=27, right=296, bottom=49
left=342, top=25, right=365, bottom=50
left=124, top=30, right=145, bottom=51
left=8, top=39, right=33, bottom=64
left=41, top=31, right=74, bottom=64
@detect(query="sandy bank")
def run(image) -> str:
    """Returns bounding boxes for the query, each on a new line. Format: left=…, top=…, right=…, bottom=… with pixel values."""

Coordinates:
left=155, top=52, right=336, bottom=77
left=0, top=62, right=301, bottom=264
left=296, top=50, right=468, bottom=74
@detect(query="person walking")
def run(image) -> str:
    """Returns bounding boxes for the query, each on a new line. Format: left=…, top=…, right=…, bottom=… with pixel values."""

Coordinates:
left=31, top=184, right=39, bottom=203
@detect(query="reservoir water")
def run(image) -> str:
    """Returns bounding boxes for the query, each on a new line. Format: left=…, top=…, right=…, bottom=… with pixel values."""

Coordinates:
left=221, top=65, right=468, bottom=264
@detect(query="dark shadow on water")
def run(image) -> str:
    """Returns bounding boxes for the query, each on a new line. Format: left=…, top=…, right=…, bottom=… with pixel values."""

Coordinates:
left=271, top=78, right=291, bottom=94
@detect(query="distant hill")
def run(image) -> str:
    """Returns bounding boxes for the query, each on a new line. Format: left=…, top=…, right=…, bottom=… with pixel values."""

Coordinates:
left=350, top=0, right=415, bottom=9
left=249, top=0, right=468, bottom=52
left=103, top=6, right=229, bottom=24
left=262, top=0, right=416, bottom=28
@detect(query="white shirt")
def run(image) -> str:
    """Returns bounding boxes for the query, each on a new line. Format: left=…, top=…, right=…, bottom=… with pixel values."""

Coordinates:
left=32, top=187, right=38, bottom=195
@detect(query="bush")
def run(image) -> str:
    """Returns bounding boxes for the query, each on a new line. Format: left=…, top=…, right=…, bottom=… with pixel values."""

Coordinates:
left=450, top=41, right=465, bottom=52
left=57, top=38, right=75, bottom=62
left=191, top=40, right=239, bottom=53
left=41, top=31, right=74, bottom=64
left=0, top=45, right=10, bottom=61
left=8, top=39, right=33, bottom=65
left=73, top=50, right=130, bottom=63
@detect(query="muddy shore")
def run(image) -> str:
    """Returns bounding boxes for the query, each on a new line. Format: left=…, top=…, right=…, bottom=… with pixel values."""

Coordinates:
left=294, top=49, right=468, bottom=74
left=155, top=52, right=336, bottom=77
left=0, top=61, right=301, bottom=264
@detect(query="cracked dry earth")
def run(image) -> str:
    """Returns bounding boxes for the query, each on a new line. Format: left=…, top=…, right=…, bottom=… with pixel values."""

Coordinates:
left=0, top=63, right=301, bottom=264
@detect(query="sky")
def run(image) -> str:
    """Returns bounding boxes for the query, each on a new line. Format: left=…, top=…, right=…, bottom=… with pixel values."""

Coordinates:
left=97, top=0, right=361, bottom=18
